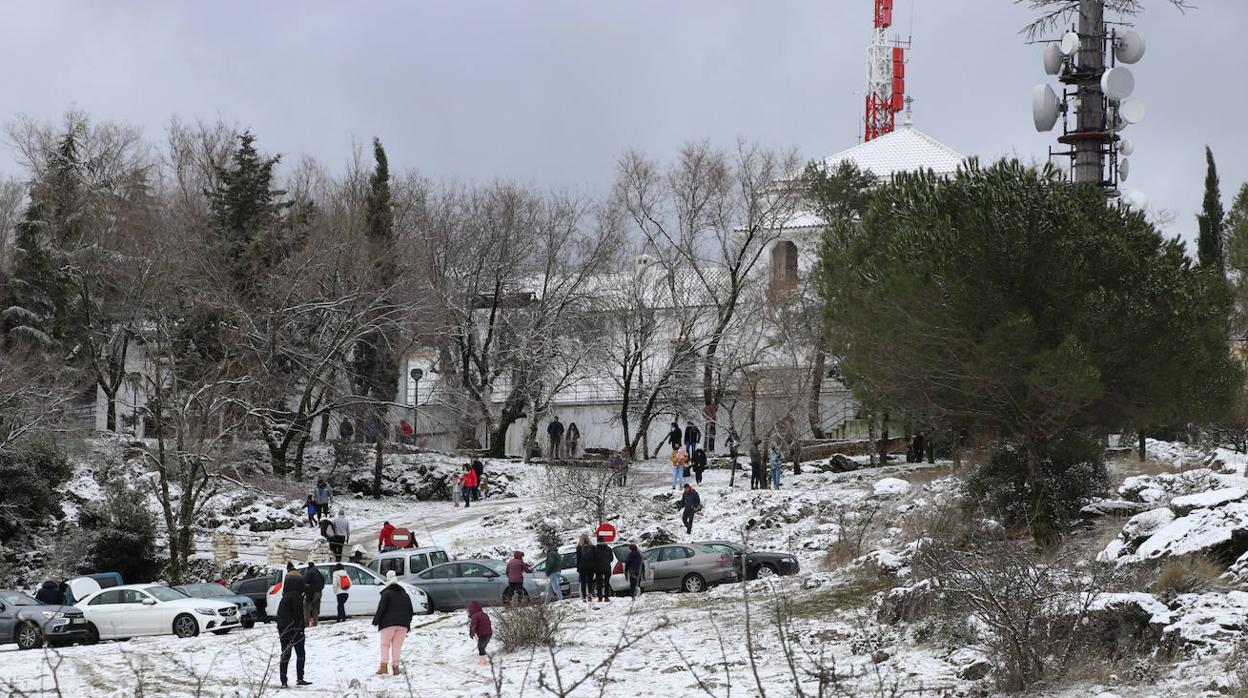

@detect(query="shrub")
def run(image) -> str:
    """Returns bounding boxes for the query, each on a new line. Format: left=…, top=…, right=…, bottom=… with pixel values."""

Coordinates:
left=963, top=432, right=1109, bottom=545
left=78, top=480, right=163, bottom=582
left=0, top=439, right=73, bottom=540
left=1153, top=556, right=1227, bottom=600
left=494, top=602, right=567, bottom=652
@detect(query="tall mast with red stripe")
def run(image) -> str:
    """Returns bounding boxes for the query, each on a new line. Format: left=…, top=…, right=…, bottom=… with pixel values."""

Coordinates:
left=864, top=0, right=906, bottom=142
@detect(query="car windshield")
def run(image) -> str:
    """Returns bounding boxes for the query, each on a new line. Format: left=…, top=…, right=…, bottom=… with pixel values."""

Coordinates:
left=0, top=591, right=39, bottom=606
left=145, top=586, right=189, bottom=602
left=181, top=584, right=230, bottom=598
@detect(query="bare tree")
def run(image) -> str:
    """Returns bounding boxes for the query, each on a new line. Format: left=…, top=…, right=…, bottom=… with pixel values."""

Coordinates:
left=1017, top=0, right=1192, bottom=38
left=615, top=140, right=801, bottom=452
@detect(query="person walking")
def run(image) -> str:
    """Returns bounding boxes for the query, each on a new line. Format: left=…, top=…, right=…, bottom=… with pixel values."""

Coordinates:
left=547, top=416, right=565, bottom=460
left=669, top=447, right=682, bottom=490
left=666, top=421, right=682, bottom=453
left=276, top=563, right=310, bottom=688
left=399, top=420, right=414, bottom=445
left=609, top=448, right=629, bottom=486
left=543, top=543, right=563, bottom=602
left=504, top=551, right=532, bottom=604
left=912, top=431, right=926, bottom=464
left=314, top=479, right=332, bottom=519
left=378, top=521, right=396, bottom=552
left=565, top=422, right=581, bottom=458
left=575, top=533, right=595, bottom=601
left=339, top=418, right=354, bottom=442
left=675, top=446, right=690, bottom=488
left=692, top=447, right=708, bottom=485
left=468, top=600, right=492, bottom=667
left=332, top=509, right=351, bottom=552
left=320, top=514, right=346, bottom=562
left=471, top=459, right=485, bottom=501
left=303, top=561, right=325, bottom=626
left=461, top=464, right=478, bottom=508
left=331, top=563, right=350, bottom=623
left=748, top=439, right=763, bottom=490
left=676, top=484, right=702, bottom=535
left=769, top=445, right=783, bottom=489
left=683, top=420, right=701, bottom=458
left=592, top=536, right=614, bottom=602
left=304, top=495, right=319, bottom=527
left=624, top=544, right=644, bottom=598
left=373, top=570, right=415, bottom=676
left=450, top=471, right=462, bottom=508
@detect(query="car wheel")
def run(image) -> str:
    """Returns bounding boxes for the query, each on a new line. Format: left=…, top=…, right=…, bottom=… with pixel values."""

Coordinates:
left=16, top=622, right=44, bottom=650
left=211, top=628, right=232, bottom=635
left=173, top=614, right=200, bottom=638
left=757, top=564, right=778, bottom=579
left=681, top=574, right=707, bottom=593
left=83, top=623, right=100, bottom=645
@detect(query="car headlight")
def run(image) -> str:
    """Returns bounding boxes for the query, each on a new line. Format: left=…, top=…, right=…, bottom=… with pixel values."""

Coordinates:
left=195, top=608, right=219, bottom=616
left=39, top=611, right=65, bottom=620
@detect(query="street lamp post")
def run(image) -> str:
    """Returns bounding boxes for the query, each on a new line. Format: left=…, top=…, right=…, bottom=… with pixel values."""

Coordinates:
left=409, top=367, right=423, bottom=446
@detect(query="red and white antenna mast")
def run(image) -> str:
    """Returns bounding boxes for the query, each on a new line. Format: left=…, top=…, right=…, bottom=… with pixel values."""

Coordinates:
left=864, top=0, right=907, bottom=142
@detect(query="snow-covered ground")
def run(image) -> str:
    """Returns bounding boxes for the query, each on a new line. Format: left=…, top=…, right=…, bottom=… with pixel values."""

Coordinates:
left=5, top=440, right=1248, bottom=696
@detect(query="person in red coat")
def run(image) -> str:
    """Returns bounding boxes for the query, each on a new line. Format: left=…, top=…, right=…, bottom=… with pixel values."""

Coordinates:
left=504, top=550, right=531, bottom=603
left=468, top=599, right=493, bottom=666
left=378, top=521, right=396, bottom=552
left=461, top=464, right=479, bottom=508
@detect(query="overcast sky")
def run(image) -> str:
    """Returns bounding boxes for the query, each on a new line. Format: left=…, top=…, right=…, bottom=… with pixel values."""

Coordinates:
left=0, top=0, right=1244, bottom=246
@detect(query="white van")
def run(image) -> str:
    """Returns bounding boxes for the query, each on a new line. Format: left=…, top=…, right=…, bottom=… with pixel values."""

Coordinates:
left=367, top=546, right=451, bottom=580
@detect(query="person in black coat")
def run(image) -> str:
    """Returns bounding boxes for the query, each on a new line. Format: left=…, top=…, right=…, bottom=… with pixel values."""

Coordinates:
left=574, top=534, right=595, bottom=601
left=691, top=448, right=708, bottom=484
left=683, top=421, right=701, bottom=455
left=303, top=562, right=325, bottom=626
left=676, top=484, right=702, bottom=534
left=35, top=580, right=63, bottom=605
left=547, top=417, right=565, bottom=460
left=373, top=572, right=415, bottom=676
left=667, top=422, right=682, bottom=452
left=471, top=459, right=485, bottom=501
left=592, top=537, right=615, bottom=602
left=276, top=564, right=310, bottom=688
left=624, top=544, right=644, bottom=598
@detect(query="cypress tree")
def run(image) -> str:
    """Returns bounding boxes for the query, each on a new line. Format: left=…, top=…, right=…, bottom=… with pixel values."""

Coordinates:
left=1197, top=146, right=1225, bottom=271
left=206, top=131, right=290, bottom=297
left=354, top=138, right=399, bottom=407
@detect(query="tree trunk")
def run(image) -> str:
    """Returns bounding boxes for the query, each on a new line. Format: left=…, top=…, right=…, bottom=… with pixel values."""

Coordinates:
left=319, top=411, right=330, bottom=441
left=808, top=343, right=827, bottom=438
left=294, top=431, right=311, bottom=478
left=373, top=435, right=385, bottom=499
left=1137, top=430, right=1146, bottom=461
left=103, top=386, right=118, bottom=432
left=878, top=411, right=890, bottom=465
left=867, top=413, right=877, bottom=468
left=269, top=443, right=288, bottom=478
left=792, top=441, right=802, bottom=476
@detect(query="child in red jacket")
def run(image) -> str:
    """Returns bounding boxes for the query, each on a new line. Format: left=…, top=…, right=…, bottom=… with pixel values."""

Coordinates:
left=468, top=600, right=492, bottom=666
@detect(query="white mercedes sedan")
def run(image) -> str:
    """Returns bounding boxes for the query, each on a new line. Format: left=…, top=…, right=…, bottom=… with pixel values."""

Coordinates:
left=77, top=584, right=239, bottom=641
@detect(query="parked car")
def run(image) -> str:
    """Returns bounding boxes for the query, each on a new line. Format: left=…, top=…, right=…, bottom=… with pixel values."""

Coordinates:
left=0, top=590, right=92, bottom=649
left=64, top=573, right=125, bottom=606
left=367, top=546, right=451, bottom=579
left=231, top=573, right=277, bottom=621
left=641, top=544, right=738, bottom=593
left=695, top=541, right=801, bottom=580
left=78, top=585, right=239, bottom=641
left=407, top=558, right=568, bottom=610
left=265, top=562, right=430, bottom=619
left=535, top=543, right=650, bottom=597
left=174, top=583, right=259, bottom=628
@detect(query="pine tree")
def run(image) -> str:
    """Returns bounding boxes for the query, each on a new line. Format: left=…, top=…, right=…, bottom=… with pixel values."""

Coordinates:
left=206, top=131, right=290, bottom=297
left=1197, top=146, right=1226, bottom=271
left=1225, top=183, right=1248, bottom=333
left=1, top=204, right=67, bottom=352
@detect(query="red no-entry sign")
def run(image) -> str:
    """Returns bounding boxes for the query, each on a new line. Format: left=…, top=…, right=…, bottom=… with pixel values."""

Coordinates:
left=596, top=523, right=617, bottom=542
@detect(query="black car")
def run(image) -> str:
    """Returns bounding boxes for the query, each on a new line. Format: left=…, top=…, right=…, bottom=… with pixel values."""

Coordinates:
left=696, top=541, right=800, bottom=580
left=231, top=574, right=277, bottom=621
left=0, top=590, right=93, bottom=649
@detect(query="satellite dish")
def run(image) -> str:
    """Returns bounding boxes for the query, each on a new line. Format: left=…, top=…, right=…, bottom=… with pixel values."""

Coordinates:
left=1115, top=30, right=1146, bottom=64
left=1119, top=98, right=1147, bottom=124
left=1118, top=139, right=1135, bottom=156
left=1100, top=67, right=1135, bottom=101
left=1043, top=44, right=1063, bottom=75
left=1060, top=31, right=1080, bottom=56
left=1032, top=84, right=1061, bottom=132
left=1121, top=189, right=1148, bottom=210
left=1119, top=158, right=1130, bottom=182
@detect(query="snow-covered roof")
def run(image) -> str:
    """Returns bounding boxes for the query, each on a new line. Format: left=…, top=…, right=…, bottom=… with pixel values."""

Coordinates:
left=818, top=125, right=965, bottom=179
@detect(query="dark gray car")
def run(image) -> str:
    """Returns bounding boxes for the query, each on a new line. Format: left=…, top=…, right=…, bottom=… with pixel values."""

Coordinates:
left=641, top=544, right=739, bottom=593
left=0, top=590, right=93, bottom=649
left=408, top=559, right=568, bottom=611
left=174, top=583, right=259, bottom=628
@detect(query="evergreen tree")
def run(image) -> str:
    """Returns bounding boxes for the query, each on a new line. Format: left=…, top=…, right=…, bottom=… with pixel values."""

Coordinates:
left=353, top=138, right=399, bottom=405
left=1197, top=146, right=1226, bottom=271
left=1226, top=183, right=1248, bottom=333
left=1, top=204, right=68, bottom=352
left=206, top=131, right=291, bottom=297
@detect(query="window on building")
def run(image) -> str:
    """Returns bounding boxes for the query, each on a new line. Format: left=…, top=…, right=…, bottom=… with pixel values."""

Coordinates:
left=769, top=241, right=798, bottom=294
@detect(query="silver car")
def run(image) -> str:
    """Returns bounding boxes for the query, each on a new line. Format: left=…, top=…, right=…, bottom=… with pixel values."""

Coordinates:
left=408, top=559, right=569, bottom=611
left=641, top=543, right=739, bottom=593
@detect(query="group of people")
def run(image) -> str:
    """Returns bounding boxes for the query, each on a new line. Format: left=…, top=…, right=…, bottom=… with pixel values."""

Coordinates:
left=303, top=479, right=334, bottom=527
left=549, top=534, right=647, bottom=601
left=449, top=459, right=486, bottom=508
left=274, top=560, right=417, bottom=686
left=545, top=416, right=582, bottom=460
left=746, top=439, right=785, bottom=490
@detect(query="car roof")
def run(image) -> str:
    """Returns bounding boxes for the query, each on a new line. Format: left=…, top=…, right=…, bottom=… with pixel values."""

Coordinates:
left=374, top=546, right=446, bottom=558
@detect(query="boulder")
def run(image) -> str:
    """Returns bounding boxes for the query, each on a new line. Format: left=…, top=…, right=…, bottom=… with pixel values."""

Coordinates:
left=1069, top=593, right=1172, bottom=659
left=873, top=478, right=911, bottom=497
left=1133, top=502, right=1248, bottom=564
left=1080, top=499, right=1150, bottom=518
left=1170, top=488, right=1248, bottom=516
left=947, top=648, right=991, bottom=681
left=878, top=579, right=937, bottom=624
left=828, top=454, right=858, bottom=473
left=1161, top=591, right=1248, bottom=651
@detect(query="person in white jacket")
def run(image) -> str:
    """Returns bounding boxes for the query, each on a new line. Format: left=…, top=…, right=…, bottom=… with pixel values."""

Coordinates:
left=331, top=563, right=350, bottom=622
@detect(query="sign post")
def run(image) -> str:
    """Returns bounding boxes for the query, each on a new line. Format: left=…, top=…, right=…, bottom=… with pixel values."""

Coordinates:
left=595, top=522, right=617, bottom=543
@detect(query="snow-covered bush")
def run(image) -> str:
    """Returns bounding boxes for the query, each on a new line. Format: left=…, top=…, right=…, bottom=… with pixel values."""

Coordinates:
left=0, top=439, right=73, bottom=540
left=77, top=480, right=164, bottom=582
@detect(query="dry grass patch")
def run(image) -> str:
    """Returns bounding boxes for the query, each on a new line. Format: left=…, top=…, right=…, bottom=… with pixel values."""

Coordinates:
left=1153, top=556, right=1229, bottom=600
